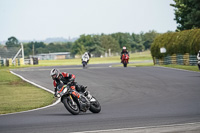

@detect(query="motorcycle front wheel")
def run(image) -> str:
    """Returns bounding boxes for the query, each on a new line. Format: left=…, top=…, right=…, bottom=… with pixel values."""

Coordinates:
left=82, top=62, right=86, bottom=68
left=63, top=96, right=80, bottom=115
left=123, top=61, right=127, bottom=67
left=89, top=97, right=101, bottom=113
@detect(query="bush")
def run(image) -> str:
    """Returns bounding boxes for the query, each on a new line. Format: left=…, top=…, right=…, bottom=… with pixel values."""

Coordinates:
left=151, top=29, right=200, bottom=59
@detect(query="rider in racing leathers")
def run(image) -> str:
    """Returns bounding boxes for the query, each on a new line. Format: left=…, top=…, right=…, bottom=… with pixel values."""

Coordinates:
left=50, top=68, right=88, bottom=97
left=82, top=52, right=90, bottom=63
left=120, top=46, right=129, bottom=63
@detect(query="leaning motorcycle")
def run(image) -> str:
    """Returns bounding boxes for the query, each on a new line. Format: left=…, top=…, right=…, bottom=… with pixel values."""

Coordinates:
left=121, top=53, right=129, bottom=67
left=82, top=57, right=88, bottom=68
left=56, top=82, right=101, bottom=115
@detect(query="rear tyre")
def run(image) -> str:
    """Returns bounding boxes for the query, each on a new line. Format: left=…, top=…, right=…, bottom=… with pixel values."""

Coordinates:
left=63, top=96, right=80, bottom=115
left=89, top=97, right=101, bottom=113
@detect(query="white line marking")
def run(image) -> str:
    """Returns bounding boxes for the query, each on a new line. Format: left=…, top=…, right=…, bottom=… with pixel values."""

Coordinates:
left=0, top=71, right=60, bottom=116
left=70, top=122, right=200, bottom=133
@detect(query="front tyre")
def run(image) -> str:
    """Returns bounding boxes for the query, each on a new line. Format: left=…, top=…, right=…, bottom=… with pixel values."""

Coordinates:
left=123, top=61, right=127, bottom=67
left=82, top=61, right=86, bottom=68
left=62, top=96, right=80, bottom=115
left=89, top=97, right=101, bottom=113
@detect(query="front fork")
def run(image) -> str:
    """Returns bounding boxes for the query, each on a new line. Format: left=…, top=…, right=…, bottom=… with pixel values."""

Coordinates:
left=69, top=94, right=76, bottom=105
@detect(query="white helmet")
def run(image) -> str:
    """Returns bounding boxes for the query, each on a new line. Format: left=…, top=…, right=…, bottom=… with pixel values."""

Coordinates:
left=50, top=68, right=60, bottom=80
left=123, top=46, right=126, bottom=50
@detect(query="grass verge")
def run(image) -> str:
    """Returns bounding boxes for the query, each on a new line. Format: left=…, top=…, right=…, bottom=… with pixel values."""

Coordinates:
left=0, top=67, right=55, bottom=114
left=161, top=64, right=199, bottom=72
left=112, top=62, right=154, bottom=67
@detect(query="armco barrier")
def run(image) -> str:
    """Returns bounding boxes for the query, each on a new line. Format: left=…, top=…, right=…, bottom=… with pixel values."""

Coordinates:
left=154, top=53, right=198, bottom=66
left=189, top=55, right=198, bottom=66
left=0, top=58, right=25, bottom=67
left=0, top=59, right=3, bottom=66
left=177, top=54, right=184, bottom=65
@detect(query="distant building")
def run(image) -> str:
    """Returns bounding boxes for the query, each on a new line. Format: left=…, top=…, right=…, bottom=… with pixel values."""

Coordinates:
left=32, top=52, right=71, bottom=60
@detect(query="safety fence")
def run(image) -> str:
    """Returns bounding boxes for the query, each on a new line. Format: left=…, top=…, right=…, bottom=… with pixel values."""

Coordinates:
left=0, top=58, right=38, bottom=67
left=153, top=53, right=198, bottom=66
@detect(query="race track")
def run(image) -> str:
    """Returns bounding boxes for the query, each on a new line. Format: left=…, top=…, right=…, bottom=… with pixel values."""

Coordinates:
left=0, top=64, right=200, bottom=133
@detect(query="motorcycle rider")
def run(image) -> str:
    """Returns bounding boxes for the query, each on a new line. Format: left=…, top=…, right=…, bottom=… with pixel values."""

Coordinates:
left=50, top=68, right=88, bottom=97
left=120, top=46, right=129, bottom=63
left=197, top=50, right=200, bottom=70
left=82, top=52, right=90, bottom=63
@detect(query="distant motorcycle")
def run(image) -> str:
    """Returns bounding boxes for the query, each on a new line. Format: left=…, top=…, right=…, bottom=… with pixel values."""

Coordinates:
left=121, top=53, right=129, bottom=67
left=56, top=82, right=101, bottom=115
left=82, top=56, right=88, bottom=68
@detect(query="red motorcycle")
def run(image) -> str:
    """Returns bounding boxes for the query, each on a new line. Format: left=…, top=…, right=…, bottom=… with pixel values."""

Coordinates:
left=121, top=53, right=129, bottom=67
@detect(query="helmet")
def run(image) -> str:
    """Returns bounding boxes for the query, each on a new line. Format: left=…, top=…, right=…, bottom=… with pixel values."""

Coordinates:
left=122, top=46, right=126, bottom=50
left=50, top=68, right=60, bottom=80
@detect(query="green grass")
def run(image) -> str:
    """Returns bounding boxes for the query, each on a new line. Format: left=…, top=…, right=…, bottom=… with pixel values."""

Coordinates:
left=112, top=62, right=154, bottom=67
left=0, top=67, right=55, bottom=114
left=161, top=64, right=199, bottom=72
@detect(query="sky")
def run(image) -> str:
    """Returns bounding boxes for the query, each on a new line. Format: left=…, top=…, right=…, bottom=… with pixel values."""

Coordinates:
left=0, top=0, right=177, bottom=42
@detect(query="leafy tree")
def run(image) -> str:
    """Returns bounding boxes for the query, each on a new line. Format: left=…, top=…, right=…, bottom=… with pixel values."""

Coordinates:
left=111, top=32, right=132, bottom=50
left=89, top=44, right=105, bottom=57
left=71, top=34, right=92, bottom=55
left=100, top=35, right=120, bottom=53
left=142, top=30, right=160, bottom=50
left=6, top=36, right=20, bottom=47
left=170, top=0, right=200, bottom=30
left=71, top=42, right=86, bottom=55
left=131, top=33, right=143, bottom=52
left=71, top=34, right=103, bottom=56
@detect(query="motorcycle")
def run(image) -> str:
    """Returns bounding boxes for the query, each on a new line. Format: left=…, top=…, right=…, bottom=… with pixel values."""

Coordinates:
left=56, top=82, right=101, bottom=115
left=82, top=56, right=89, bottom=68
left=121, top=53, right=129, bottom=67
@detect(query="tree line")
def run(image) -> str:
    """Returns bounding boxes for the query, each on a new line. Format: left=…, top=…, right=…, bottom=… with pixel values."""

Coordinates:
left=2, top=31, right=160, bottom=58
left=72, top=31, right=159, bottom=57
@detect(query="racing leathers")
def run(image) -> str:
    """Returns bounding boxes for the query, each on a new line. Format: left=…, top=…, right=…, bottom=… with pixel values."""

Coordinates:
left=120, top=50, right=129, bottom=62
left=82, top=53, right=90, bottom=63
left=53, top=72, right=87, bottom=97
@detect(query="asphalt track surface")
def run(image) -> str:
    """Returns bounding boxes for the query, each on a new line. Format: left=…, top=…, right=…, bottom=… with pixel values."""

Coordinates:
left=0, top=64, right=200, bottom=133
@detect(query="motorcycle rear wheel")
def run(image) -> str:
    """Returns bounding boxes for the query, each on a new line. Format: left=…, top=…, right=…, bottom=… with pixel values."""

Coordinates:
left=63, top=96, right=80, bottom=115
left=89, top=97, right=101, bottom=113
